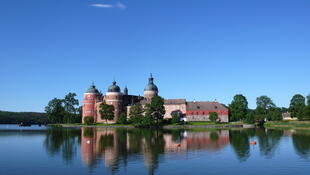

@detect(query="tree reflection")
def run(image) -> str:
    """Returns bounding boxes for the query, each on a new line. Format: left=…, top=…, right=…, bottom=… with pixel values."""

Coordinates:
left=229, top=130, right=250, bottom=161
left=44, top=127, right=81, bottom=164
left=256, top=129, right=283, bottom=158
left=292, top=131, right=310, bottom=159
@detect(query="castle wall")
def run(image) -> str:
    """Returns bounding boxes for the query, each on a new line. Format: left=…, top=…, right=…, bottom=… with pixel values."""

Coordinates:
left=164, top=104, right=186, bottom=119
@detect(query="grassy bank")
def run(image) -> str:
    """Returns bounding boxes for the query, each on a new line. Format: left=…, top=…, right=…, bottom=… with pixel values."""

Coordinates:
left=264, top=121, right=310, bottom=129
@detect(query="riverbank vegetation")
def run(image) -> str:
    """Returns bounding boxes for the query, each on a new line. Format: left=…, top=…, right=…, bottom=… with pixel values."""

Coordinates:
left=0, top=110, right=48, bottom=124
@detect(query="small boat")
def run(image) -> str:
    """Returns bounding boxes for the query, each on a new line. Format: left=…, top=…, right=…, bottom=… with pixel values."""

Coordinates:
left=250, top=141, right=257, bottom=145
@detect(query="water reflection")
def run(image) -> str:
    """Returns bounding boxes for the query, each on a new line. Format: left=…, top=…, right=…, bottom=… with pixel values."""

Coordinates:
left=39, top=127, right=310, bottom=174
left=292, top=131, right=310, bottom=159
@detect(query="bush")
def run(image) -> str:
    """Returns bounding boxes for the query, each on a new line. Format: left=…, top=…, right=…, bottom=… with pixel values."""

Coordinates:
left=209, top=112, right=218, bottom=122
left=117, top=113, right=127, bottom=124
left=244, top=112, right=255, bottom=124
left=84, top=116, right=94, bottom=125
left=171, top=113, right=180, bottom=124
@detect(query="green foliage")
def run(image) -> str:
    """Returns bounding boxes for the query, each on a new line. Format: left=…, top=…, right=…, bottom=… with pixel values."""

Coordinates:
left=45, top=93, right=80, bottom=124
left=171, top=110, right=182, bottom=124
left=84, top=116, right=94, bottom=125
left=0, top=110, right=48, bottom=124
left=268, top=107, right=283, bottom=121
left=244, top=111, right=255, bottom=124
left=99, top=103, right=115, bottom=123
left=144, top=96, right=166, bottom=126
left=289, top=94, right=306, bottom=120
left=229, top=94, right=248, bottom=121
left=45, top=98, right=65, bottom=123
left=117, top=112, right=127, bottom=124
left=129, top=103, right=144, bottom=127
left=256, top=96, right=276, bottom=120
left=209, top=112, right=218, bottom=122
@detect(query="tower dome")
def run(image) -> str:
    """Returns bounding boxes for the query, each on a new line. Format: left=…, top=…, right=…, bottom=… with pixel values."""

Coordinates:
left=144, top=74, right=158, bottom=92
left=86, top=83, right=100, bottom=94
left=144, top=74, right=158, bottom=101
left=108, top=81, right=121, bottom=93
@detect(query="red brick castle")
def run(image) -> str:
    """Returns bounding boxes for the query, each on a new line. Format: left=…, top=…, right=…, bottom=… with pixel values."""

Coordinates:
left=82, top=74, right=228, bottom=123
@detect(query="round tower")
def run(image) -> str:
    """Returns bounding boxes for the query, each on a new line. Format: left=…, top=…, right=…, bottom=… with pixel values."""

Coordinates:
left=105, top=81, right=123, bottom=123
left=82, top=83, right=100, bottom=123
left=144, top=74, right=158, bottom=101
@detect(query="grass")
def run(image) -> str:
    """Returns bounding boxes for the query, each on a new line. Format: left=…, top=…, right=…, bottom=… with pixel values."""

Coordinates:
left=265, top=121, right=310, bottom=129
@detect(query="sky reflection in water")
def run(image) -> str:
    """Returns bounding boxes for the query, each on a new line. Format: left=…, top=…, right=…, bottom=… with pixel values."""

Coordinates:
left=1, top=125, right=310, bottom=175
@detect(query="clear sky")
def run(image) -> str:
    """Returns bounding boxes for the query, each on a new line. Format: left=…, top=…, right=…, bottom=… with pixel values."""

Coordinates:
left=0, top=0, right=309, bottom=112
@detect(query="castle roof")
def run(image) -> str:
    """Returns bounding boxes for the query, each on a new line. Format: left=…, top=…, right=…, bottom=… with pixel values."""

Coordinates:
left=144, top=74, right=158, bottom=92
left=86, top=83, right=100, bottom=94
left=186, top=102, right=227, bottom=111
left=164, top=99, right=186, bottom=105
left=108, top=81, right=121, bottom=93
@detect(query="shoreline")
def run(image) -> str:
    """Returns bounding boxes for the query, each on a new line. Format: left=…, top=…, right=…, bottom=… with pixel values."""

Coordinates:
left=48, top=123, right=246, bottom=129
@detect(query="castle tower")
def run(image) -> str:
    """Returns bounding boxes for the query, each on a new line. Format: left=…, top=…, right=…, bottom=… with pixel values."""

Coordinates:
left=82, top=83, right=100, bottom=123
left=144, top=74, right=158, bottom=101
left=105, top=81, right=123, bottom=123
left=124, top=86, right=128, bottom=95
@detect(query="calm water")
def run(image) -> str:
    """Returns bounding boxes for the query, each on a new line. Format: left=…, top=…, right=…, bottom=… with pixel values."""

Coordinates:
left=1, top=125, right=310, bottom=175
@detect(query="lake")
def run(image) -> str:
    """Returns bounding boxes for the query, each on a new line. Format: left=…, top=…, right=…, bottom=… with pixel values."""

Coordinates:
left=1, top=125, right=310, bottom=175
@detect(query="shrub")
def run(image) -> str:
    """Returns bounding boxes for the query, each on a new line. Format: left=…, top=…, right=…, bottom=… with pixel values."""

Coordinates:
left=209, top=112, right=218, bottom=122
left=117, top=113, right=127, bottom=124
left=244, top=112, right=255, bottom=124
left=84, top=116, right=94, bottom=125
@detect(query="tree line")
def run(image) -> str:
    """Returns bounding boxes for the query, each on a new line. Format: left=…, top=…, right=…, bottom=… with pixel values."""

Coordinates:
left=229, top=94, right=310, bottom=123
left=0, top=110, right=48, bottom=124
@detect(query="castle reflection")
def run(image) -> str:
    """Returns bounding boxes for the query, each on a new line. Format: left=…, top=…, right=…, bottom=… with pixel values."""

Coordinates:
left=81, top=128, right=230, bottom=173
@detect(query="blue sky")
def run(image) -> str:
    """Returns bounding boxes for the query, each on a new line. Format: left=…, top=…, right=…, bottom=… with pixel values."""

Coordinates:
left=0, top=0, right=309, bottom=112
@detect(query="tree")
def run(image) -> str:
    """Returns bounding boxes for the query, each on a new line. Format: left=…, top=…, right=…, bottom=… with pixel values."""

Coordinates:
left=256, top=96, right=276, bottom=120
left=144, top=96, right=166, bottom=126
left=45, top=98, right=65, bottom=123
left=209, top=112, right=218, bottom=122
left=63, top=93, right=80, bottom=123
left=289, top=94, right=306, bottom=120
left=171, top=110, right=182, bottom=124
left=99, top=103, right=115, bottom=123
left=117, top=112, right=127, bottom=124
left=84, top=116, right=94, bottom=125
left=268, top=107, right=282, bottom=121
left=129, top=103, right=145, bottom=127
left=229, top=94, right=248, bottom=121
left=244, top=111, right=255, bottom=124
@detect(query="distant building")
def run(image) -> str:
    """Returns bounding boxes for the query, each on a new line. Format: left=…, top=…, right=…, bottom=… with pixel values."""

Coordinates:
left=82, top=74, right=229, bottom=123
left=282, top=112, right=297, bottom=121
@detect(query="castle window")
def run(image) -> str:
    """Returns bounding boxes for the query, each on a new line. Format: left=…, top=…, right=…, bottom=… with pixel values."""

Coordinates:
left=202, top=112, right=205, bottom=115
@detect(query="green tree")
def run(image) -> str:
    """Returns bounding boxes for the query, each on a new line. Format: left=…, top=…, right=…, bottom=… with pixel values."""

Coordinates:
left=117, top=112, right=127, bottom=124
left=289, top=94, right=306, bottom=120
left=244, top=111, right=255, bottom=124
left=144, top=96, right=166, bottom=126
left=45, top=98, right=65, bottom=123
left=84, top=116, right=94, bottom=125
left=63, top=93, right=80, bottom=123
left=256, top=96, right=276, bottom=120
left=99, top=103, right=115, bottom=123
left=171, top=110, right=182, bottom=124
left=229, top=94, right=248, bottom=121
left=268, top=107, right=282, bottom=121
left=209, top=112, right=218, bottom=122
left=129, top=103, right=144, bottom=127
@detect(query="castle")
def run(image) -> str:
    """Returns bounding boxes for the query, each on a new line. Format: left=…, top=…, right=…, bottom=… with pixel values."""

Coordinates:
left=82, top=74, right=228, bottom=123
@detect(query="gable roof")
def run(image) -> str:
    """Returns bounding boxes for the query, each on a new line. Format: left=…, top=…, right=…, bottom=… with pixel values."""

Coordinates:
left=186, top=102, right=227, bottom=111
left=164, top=99, right=186, bottom=105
